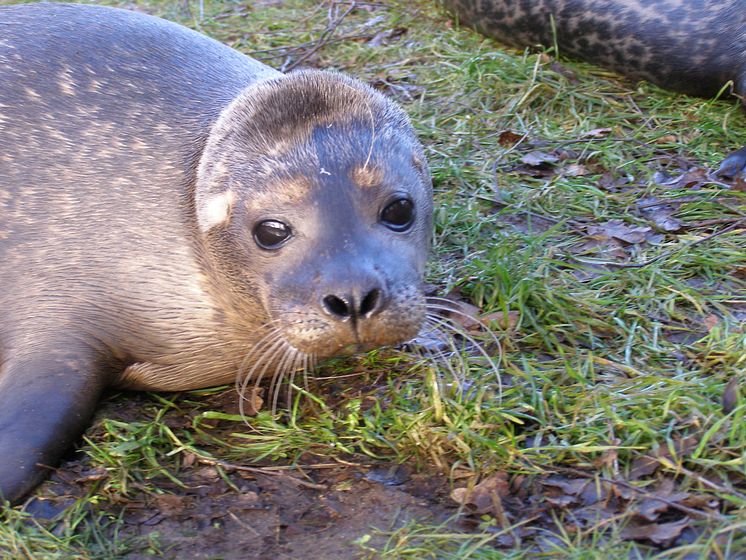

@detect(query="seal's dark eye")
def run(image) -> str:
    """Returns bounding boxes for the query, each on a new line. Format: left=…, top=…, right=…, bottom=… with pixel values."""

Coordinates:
left=380, top=198, right=415, bottom=232
left=253, top=220, right=291, bottom=250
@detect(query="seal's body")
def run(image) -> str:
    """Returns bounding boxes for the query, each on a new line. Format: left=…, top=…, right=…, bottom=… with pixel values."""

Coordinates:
left=443, top=0, right=746, bottom=175
left=0, top=3, right=432, bottom=503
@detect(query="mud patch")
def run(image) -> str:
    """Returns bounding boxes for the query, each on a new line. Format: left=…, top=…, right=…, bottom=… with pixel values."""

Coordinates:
left=119, top=466, right=451, bottom=559
left=23, top=393, right=457, bottom=560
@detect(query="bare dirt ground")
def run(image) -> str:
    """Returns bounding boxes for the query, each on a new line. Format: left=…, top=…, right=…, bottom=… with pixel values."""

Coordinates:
left=25, top=391, right=457, bottom=559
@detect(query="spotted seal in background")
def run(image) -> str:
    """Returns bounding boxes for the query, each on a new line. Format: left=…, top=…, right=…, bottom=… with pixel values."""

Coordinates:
left=0, top=3, right=432, bottom=504
left=442, top=0, right=746, bottom=176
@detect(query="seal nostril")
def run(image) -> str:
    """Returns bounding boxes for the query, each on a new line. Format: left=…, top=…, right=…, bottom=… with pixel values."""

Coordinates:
left=323, top=294, right=351, bottom=318
left=360, top=288, right=381, bottom=317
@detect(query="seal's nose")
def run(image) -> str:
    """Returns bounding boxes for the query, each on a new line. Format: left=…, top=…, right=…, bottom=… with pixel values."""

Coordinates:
left=321, top=287, right=385, bottom=321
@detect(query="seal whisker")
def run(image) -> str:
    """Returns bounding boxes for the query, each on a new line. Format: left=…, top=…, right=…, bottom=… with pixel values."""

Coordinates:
left=425, top=305, right=502, bottom=357
left=235, top=326, right=284, bottom=380
left=299, top=353, right=313, bottom=393
left=405, top=338, right=452, bottom=393
left=417, top=318, right=468, bottom=391
left=269, top=344, right=302, bottom=414
left=237, top=333, right=287, bottom=419
left=426, top=297, right=506, bottom=351
left=269, top=367, right=287, bottom=416
left=424, top=314, right=502, bottom=378
left=338, top=81, right=377, bottom=171
left=235, top=327, right=285, bottom=390
left=281, top=349, right=307, bottom=415
left=414, top=319, right=462, bottom=378
left=267, top=345, right=291, bottom=412
left=286, top=355, right=301, bottom=413
left=303, top=353, right=317, bottom=393
left=249, top=338, right=288, bottom=391
left=423, top=309, right=503, bottom=396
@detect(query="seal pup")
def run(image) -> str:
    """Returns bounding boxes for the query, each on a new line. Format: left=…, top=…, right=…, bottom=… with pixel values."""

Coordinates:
left=442, top=0, right=746, bottom=176
left=0, top=3, right=432, bottom=504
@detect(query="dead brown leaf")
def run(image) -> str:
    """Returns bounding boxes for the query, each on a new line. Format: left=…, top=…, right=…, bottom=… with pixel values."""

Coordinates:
left=571, top=236, right=630, bottom=261
left=544, top=492, right=576, bottom=507
left=655, top=134, right=679, bottom=144
left=657, top=167, right=710, bottom=190
left=542, top=476, right=608, bottom=507
left=680, top=493, right=720, bottom=510
left=587, top=219, right=654, bottom=245
left=564, top=163, right=592, bottom=177
left=182, top=451, right=197, bottom=468
left=441, top=298, right=482, bottom=330
left=153, top=493, right=190, bottom=516
left=520, top=150, right=560, bottom=167
left=597, top=171, right=631, bottom=192
left=635, top=492, right=690, bottom=522
left=481, top=310, right=519, bottom=330
left=637, top=197, right=684, bottom=232
left=703, top=314, right=720, bottom=332
left=582, top=127, right=612, bottom=138
left=72, top=466, right=108, bottom=484
left=594, top=444, right=619, bottom=470
left=451, top=472, right=510, bottom=517
left=498, top=130, right=524, bottom=147
left=549, top=61, right=578, bottom=82
left=239, top=386, right=264, bottom=416
left=722, top=376, right=741, bottom=414
left=630, top=434, right=700, bottom=479
left=194, top=466, right=221, bottom=482
left=620, top=517, right=690, bottom=546
left=542, top=476, right=588, bottom=497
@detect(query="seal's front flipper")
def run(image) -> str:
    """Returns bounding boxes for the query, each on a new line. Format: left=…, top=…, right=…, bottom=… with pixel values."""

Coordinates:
left=0, top=347, right=107, bottom=504
left=716, top=146, right=746, bottom=179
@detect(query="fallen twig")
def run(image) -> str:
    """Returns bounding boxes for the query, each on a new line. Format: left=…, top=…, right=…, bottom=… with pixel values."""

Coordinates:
left=281, top=1, right=358, bottom=72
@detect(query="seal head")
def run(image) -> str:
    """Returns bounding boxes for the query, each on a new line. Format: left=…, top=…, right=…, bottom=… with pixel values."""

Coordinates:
left=124, top=70, right=433, bottom=387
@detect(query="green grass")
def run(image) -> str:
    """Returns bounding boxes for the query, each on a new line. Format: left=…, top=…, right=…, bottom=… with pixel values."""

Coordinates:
left=1, top=0, right=745, bottom=558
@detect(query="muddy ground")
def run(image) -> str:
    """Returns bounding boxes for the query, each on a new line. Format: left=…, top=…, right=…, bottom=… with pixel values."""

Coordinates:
left=23, top=390, right=459, bottom=559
